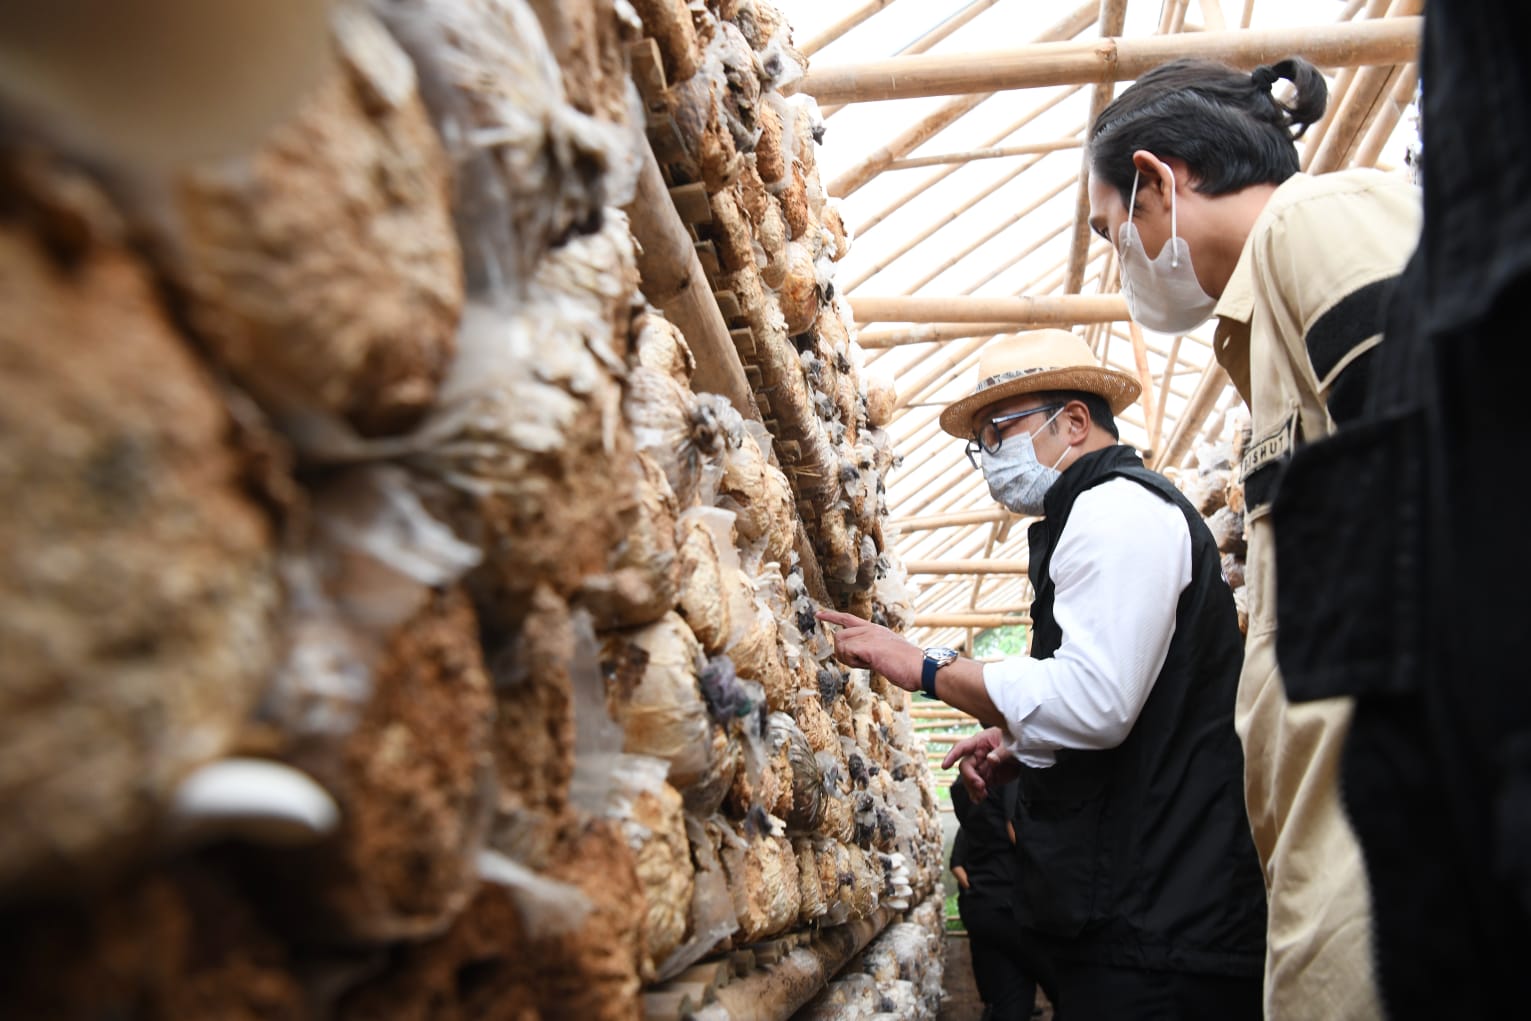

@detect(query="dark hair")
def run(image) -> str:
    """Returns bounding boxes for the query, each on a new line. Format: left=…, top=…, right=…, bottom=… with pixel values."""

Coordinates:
left=1035, top=389, right=1119, bottom=441
left=1088, top=57, right=1328, bottom=207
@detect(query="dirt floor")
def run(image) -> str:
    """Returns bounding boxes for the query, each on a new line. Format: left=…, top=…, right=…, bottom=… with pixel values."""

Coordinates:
left=938, top=934, right=1052, bottom=1021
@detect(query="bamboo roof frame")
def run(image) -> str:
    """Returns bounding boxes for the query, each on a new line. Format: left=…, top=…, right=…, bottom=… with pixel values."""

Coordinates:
left=754, top=0, right=1421, bottom=655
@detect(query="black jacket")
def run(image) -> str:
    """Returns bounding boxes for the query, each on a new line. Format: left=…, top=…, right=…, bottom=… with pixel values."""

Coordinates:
left=1012, top=445, right=1265, bottom=977
left=951, top=778, right=1019, bottom=897
left=1268, top=4, right=1531, bottom=1015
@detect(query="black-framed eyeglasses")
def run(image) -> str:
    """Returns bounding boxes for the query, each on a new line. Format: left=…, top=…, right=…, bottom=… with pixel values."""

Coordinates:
left=963, top=404, right=1063, bottom=470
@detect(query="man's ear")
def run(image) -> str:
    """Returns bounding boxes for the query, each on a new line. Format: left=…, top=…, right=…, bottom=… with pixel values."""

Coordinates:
left=1063, top=400, right=1093, bottom=442
left=1130, top=149, right=1181, bottom=211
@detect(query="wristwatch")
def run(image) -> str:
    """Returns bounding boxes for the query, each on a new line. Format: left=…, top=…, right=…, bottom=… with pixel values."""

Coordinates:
left=921, top=646, right=960, bottom=699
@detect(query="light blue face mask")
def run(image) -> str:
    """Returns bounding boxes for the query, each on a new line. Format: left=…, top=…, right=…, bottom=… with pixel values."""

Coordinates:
left=1118, top=166, right=1218, bottom=334
left=980, top=407, right=1067, bottom=515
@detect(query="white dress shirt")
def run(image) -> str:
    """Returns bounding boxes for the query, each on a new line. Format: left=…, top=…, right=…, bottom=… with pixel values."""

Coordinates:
left=982, top=477, right=1193, bottom=767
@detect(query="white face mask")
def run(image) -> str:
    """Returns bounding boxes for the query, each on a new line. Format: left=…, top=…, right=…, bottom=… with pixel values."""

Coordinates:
left=980, top=408, right=1068, bottom=515
left=1117, top=166, right=1218, bottom=334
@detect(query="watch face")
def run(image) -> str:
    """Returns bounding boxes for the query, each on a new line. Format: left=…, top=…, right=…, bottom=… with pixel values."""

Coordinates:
left=924, top=646, right=959, bottom=667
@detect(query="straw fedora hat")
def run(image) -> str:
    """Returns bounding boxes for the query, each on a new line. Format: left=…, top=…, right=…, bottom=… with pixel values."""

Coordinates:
left=938, top=329, right=1142, bottom=439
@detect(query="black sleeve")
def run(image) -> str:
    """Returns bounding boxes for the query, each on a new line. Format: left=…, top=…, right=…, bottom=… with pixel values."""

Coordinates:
left=950, top=778, right=973, bottom=827
left=951, top=827, right=970, bottom=871
left=1304, top=275, right=1397, bottom=428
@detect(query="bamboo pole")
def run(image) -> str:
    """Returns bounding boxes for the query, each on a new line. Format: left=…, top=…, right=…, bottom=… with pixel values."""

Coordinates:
left=1308, top=1, right=1420, bottom=172
left=829, top=91, right=993, bottom=200
left=913, top=613, right=1033, bottom=628
left=884, top=136, right=1082, bottom=171
left=1152, top=357, right=1231, bottom=471
left=903, top=177, right=1077, bottom=295
left=884, top=253, right=1109, bottom=445
left=793, top=18, right=1422, bottom=105
left=704, top=909, right=895, bottom=1021
left=800, top=0, right=900, bottom=57
left=904, top=559, right=1031, bottom=575
left=1200, top=0, right=1227, bottom=31
left=1150, top=333, right=1185, bottom=455
left=625, top=143, right=759, bottom=421
left=1351, top=61, right=1418, bottom=168
left=1299, top=63, right=1358, bottom=170
left=1307, top=61, right=1407, bottom=173
left=1126, top=317, right=1158, bottom=446
left=842, top=134, right=1078, bottom=291
left=871, top=252, right=1084, bottom=419
left=961, top=217, right=1075, bottom=293
left=856, top=322, right=1014, bottom=348
left=825, top=1, right=1098, bottom=199
left=1166, top=0, right=1192, bottom=34
left=889, top=507, right=1012, bottom=531
left=1298, top=0, right=1389, bottom=168
left=821, top=0, right=1002, bottom=118
left=915, top=176, right=1079, bottom=294
left=1063, top=0, right=1128, bottom=296
left=854, top=84, right=1086, bottom=239
left=1239, top=0, right=1256, bottom=28
left=850, top=293, right=1129, bottom=324
left=891, top=334, right=996, bottom=411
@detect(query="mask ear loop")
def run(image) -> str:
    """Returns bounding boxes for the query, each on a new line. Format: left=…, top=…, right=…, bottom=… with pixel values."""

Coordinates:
left=1033, top=407, right=1071, bottom=470
left=1124, top=169, right=1140, bottom=251
left=1165, top=163, right=1181, bottom=268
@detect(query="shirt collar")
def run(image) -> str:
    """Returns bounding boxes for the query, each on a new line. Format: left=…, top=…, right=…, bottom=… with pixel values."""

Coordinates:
left=1214, top=232, right=1257, bottom=326
left=1211, top=225, right=1260, bottom=405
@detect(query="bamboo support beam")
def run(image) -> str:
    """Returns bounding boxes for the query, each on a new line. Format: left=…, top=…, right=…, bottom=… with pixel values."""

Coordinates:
left=794, top=18, right=1422, bottom=105
left=1150, top=333, right=1185, bottom=455
left=874, top=253, right=1079, bottom=419
left=826, top=1, right=1098, bottom=199
left=854, top=84, right=1086, bottom=239
left=850, top=293, right=1129, bottom=324
left=705, top=910, right=896, bottom=1021
left=821, top=0, right=1002, bottom=118
left=841, top=133, right=1079, bottom=291
left=1162, top=0, right=1192, bottom=34
left=1200, top=0, right=1227, bottom=31
left=1126, top=317, right=1159, bottom=448
left=904, top=559, right=1031, bottom=575
left=912, top=613, right=1032, bottom=629
left=906, top=175, right=1078, bottom=294
left=1305, top=2, right=1420, bottom=172
left=884, top=136, right=1082, bottom=171
left=961, top=216, right=1077, bottom=293
left=625, top=143, right=759, bottom=422
left=1064, top=0, right=1128, bottom=296
left=1351, top=61, right=1419, bottom=168
left=829, top=92, right=992, bottom=200
left=890, top=507, right=1012, bottom=531
left=892, top=334, right=995, bottom=411
left=800, top=0, right=900, bottom=57
left=1152, top=357, right=1231, bottom=472
left=856, top=323, right=1014, bottom=348
left=1307, top=60, right=1407, bottom=173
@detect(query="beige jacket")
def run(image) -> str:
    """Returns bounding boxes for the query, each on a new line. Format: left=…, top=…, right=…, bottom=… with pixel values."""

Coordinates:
left=1213, top=169, right=1422, bottom=1020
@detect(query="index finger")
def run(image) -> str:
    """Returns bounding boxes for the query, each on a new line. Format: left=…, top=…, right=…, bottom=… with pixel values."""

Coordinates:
left=815, top=609, right=864, bottom=628
left=941, top=733, right=978, bottom=770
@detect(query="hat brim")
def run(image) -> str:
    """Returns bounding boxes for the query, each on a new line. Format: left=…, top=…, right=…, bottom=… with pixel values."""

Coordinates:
left=938, top=365, right=1143, bottom=439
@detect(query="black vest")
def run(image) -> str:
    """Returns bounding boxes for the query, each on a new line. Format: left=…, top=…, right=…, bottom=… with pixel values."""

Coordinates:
left=1014, top=445, right=1266, bottom=977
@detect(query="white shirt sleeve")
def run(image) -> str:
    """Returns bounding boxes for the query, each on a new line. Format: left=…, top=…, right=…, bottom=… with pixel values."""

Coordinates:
left=981, top=478, right=1194, bottom=767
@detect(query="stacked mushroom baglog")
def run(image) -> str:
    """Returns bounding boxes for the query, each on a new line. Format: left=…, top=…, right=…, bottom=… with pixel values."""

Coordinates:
left=0, top=1, right=940, bottom=1018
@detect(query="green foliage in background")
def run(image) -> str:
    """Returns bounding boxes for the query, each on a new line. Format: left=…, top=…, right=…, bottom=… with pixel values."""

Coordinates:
left=974, top=624, right=1028, bottom=659
left=945, top=891, right=965, bottom=932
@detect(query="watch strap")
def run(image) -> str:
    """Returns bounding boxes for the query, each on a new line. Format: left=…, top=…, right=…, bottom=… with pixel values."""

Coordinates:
left=921, top=656, right=939, bottom=699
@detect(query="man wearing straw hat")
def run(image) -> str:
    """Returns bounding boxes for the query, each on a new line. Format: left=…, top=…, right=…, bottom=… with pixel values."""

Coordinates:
left=819, top=329, right=1265, bottom=1018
